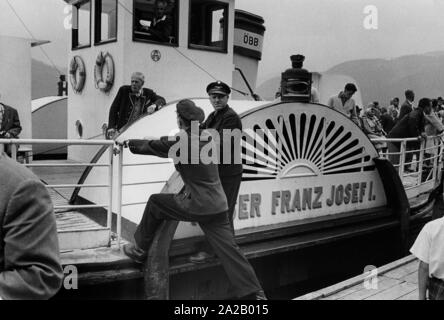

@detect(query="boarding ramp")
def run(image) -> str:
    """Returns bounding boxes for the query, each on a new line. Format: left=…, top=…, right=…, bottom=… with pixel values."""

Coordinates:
left=0, top=138, right=118, bottom=252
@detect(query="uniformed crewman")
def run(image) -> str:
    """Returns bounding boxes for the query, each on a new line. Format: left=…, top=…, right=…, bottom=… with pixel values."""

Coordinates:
left=189, top=81, right=244, bottom=264
left=120, top=99, right=266, bottom=300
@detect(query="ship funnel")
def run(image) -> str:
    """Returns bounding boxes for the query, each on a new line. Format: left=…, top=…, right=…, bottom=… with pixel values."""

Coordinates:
left=280, top=54, right=312, bottom=102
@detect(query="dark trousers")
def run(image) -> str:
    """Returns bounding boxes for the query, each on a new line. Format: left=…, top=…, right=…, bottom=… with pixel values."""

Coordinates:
left=134, top=193, right=262, bottom=297
left=222, top=173, right=243, bottom=233
left=388, top=141, right=419, bottom=170
left=429, top=277, right=444, bottom=300
left=199, top=174, right=242, bottom=253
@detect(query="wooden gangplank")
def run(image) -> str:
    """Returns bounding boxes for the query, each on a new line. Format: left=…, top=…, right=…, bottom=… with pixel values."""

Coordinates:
left=30, top=160, right=110, bottom=251
left=295, top=255, right=419, bottom=300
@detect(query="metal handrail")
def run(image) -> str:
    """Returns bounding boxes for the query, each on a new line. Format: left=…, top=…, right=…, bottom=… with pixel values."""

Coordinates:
left=371, top=133, right=444, bottom=192
left=0, top=138, right=119, bottom=247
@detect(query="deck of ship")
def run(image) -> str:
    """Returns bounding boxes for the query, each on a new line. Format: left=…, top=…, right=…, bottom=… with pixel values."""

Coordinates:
left=30, top=159, right=433, bottom=252
left=295, top=255, right=419, bottom=300
left=28, top=159, right=434, bottom=298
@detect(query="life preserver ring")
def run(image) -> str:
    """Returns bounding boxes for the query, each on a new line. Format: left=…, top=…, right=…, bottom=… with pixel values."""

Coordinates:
left=94, top=52, right=115, bottom=93
left=69, top=56, right=86, bottom=94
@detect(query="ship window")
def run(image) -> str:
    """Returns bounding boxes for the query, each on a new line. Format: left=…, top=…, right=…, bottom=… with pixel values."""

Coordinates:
left=189, top=0, right=228, bottom=53
left=72, top=0, right=91, bottom=49
left=133, top=0, right=178, bottom=45
left=94, top=0, right=118, bottom=45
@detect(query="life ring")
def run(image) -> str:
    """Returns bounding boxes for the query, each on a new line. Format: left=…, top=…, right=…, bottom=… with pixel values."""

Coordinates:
left=94, top=52, right=115, bottom=93
left=69, top=56, right=86, bottom=94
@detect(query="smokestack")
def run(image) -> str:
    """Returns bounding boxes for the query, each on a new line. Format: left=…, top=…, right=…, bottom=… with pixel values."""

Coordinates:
left=280, top=54, right=312, bottom=102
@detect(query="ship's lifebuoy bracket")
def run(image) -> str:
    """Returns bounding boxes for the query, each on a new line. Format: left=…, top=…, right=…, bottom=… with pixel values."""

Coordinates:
left=94, top=51, right=115, bottom=93
left=69, top=55, right=86, bottom=94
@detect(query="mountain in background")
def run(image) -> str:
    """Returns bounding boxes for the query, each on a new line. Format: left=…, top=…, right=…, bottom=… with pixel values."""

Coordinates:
left=32, top=59, right=67, bottom=99
left=256, top=52, right=444, bottom=106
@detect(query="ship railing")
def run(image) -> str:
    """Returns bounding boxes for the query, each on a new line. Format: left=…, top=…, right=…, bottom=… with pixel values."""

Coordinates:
left=370, top=134, right=444, bottom=192
left=0, top=138, right=119, bottom=246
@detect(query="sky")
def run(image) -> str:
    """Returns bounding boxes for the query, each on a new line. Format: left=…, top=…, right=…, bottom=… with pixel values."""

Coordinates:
left=2, top=0, right=444, bottom=83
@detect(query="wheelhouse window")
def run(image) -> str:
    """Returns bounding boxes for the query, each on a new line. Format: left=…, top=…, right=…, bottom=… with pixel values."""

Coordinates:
left=133, top=0, right=178, bottom=45
left=189, top=0, right=228, bottom=52
left=72, top=0, right=91, bottom=49
left=94, top=0, right=118, bottom=44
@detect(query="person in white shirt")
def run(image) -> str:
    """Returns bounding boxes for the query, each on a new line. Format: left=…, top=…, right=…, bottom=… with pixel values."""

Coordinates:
left=327, top=83, right=360, bottom=126
left=410, top=217, right=444, bottom=300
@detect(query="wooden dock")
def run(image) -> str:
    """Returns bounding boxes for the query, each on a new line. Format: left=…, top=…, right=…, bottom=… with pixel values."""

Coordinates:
left=295, top=255, right=419, bottom=300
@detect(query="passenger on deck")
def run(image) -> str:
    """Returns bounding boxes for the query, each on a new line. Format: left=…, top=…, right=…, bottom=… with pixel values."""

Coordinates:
left=0, top=153, right=63, bottom=299
left=423, top=101, right=444, bottom=166
left=388, top=98, right=400, bottom=121
left=106, top=72, right=166, bottom=139
left=437, top=97, right=444, bottom=125
left=119, top=100, right=267, bottom=300
left=410, top=216, right=444, bottom=300
left=327, top=83, right=360, bottom=126
left=389, top=97, right=400, bottom=113
left=380, top=108, right=396, bottom=134
left=0, top=95, right=22, bottom=155
left=398, top=90, right=415, bottom=121
left=361, top=105, right=386, bottom=149
left=386, top=97, right=430, bottom=172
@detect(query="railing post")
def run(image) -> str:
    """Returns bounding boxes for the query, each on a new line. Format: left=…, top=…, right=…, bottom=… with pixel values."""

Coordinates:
left=399, top=140, right=406, bottom=177
left=418, top=138, right=425, bottom=184
left=11, top=143, right=17, bottom=161
left=107, top=145, right=114, bottom=245
left=116, top=145, right=123, bottom=248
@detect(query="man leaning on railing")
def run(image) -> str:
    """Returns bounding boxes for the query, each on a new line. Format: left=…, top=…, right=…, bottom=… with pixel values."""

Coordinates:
left=386, top=98, right=431, bottom=173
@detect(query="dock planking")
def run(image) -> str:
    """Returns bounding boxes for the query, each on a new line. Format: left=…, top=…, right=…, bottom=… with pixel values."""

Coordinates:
left=30, top=159, right=86, bottom=208
left=295, top=255, right=420, bottom=300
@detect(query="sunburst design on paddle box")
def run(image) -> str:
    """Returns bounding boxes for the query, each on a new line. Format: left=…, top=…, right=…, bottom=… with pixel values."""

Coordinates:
left=241, top=103, right=377, bottom=181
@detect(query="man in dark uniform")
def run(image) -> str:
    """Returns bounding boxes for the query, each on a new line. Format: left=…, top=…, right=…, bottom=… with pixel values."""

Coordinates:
left=121, top=99, right=266, bottom=299
left=189, top=81, right=243, bottom=264
left=106, top=72, right=166, bottom=139
left=399, top=90, right=415, bottom=121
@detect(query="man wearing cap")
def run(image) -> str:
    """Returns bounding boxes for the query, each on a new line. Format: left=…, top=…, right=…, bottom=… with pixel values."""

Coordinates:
left=189, top=81, right=244, bottom=264
left=120, top=99, right=266, bottom=300
left=106, top=72, right=166, bottom=139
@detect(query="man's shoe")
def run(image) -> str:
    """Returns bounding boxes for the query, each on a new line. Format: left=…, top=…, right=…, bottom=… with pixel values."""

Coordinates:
left=123, top=243, right=147, bottom=264
left=188, top=251, right=216, bottom=264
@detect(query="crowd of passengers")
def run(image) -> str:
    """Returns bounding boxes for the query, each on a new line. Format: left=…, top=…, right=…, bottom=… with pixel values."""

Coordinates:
left=327, top=85, right=444, bottom=173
